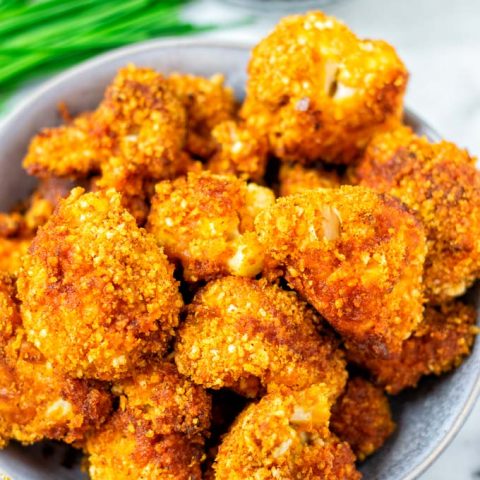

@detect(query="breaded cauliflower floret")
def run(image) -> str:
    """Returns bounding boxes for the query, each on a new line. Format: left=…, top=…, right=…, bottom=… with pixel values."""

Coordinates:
left=86, top=412, right=205, bottom=480
left=0, top=275, right=112, bottom=447
left=352, top=125, right=480, bottom=302
left=113, top=362, right=211, bottom=438
left=255, top=186, right=427, bottom=357
left=86, top=362, right=210, bottom=480
left=207, top=120, right=269, bottom=182
left=214, top=384, right=361, bottom=480
left=17, top=188, right=183, bottom=380
left=24, top=65, right=188, bottom=181
left=22, top=112, right=108, bottom=178
left=168, top=73, right=236, bottom=159
left=347, top=301, right=478, bottom=394
left=278, top=162, right=341, bottom=197
left=95, top=65, right=189, bottom=179
left=331, top=377, right=395, bottom=460
left=175, top=276, right=347, bottom=398
left=147, top=172, right=275, bottom=282
left=241, top=11, right=407, bottom=164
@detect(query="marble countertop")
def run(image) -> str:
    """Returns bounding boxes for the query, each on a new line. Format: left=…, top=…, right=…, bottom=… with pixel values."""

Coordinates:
left=2, top=0, right=479, bottom=478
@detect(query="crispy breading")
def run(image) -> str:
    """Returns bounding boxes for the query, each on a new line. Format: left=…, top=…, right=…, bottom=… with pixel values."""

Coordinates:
left=86, top=362, right=210, bottom=480
left=113, top=362, right=211, bottom=438
left=0, top=275, right=112, bottom=447
left=24, top=65, right=188, bottom=181
left=0, top=238, right=30, bottom=275
left=22, top=112, right=108, bottom=178
left=279, top=162, right=341, bottom=196
left=147, top=172, right=275, bottom=282
left=347, top=301, right=478, bottom=394
left=352, top=125, right=480, bottom=302
left=241, top=11, right=407, bottom=164
left=17, top=188, right=183, bottom=380
left=331, top=377, right=395, bottom=460
left=214, top=384, right=361, bottom=480
left=0, top=211, right=30, bottom=275
left=168, top=73, right=236, bottom=159
left=175, top=276, right=347, bottom=398
left=207, top=120, right=269, bottom=182
left=255, top=186, right=427, bottom=357
left=86, top=412, right=205, bottom=480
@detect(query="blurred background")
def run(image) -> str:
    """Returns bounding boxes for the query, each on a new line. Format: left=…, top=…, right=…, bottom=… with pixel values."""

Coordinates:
left=1, top=0, right=479, bottom=478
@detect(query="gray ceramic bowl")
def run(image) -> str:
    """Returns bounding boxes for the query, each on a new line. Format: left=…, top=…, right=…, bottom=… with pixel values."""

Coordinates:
left=0, top=39, right=478, bottom=480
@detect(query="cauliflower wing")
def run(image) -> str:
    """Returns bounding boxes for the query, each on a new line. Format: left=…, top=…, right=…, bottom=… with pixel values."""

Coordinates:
left=17, top=188, right=183, bottom=380
left=241, top=11, right=407, bottom=164
left=331, top=377, right=395, bottom=460
left=255, top=186, right=427, bottom=357
left=214, top=384, right=361, bottom=480
left=147, top=172, right=275, bottom=282
left=175, top=276, right=347, bottom=398
left=352, top=125, right=480, bottom=302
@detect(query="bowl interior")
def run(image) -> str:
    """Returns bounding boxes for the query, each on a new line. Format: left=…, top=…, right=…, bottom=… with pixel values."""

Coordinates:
left=0, top=40, right=478, bottom=480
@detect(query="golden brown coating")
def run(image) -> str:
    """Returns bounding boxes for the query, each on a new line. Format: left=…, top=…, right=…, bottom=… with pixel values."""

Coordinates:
left=207, top=120, right=269, bottom=182
left=17, top=188, right=183, bottom=380
left=175, top=276, right=347, bottom=398
left=0, top=237, right=30, bottom=275
left=168, top=73, right=236, bottom=159
left=147, top=172, right=275, bottom=282
left=331, top=377, right=395, bottom=460
left=113, top=362, right=211, bottom=438
left=214, top=384, right=361, bottom=480
left=86, top=362, right=210, bottom=480
left=23, top=177, right=88, bottom=232
left=0, top=211, right=31, bottom=275
left=95, top=65, right=188, bottom=179
left=278, top=162, right=341, bottom=197
left=255, top=186, right=427, bottom=357
left=86, top=411, right=205, bottom=480
left=0, top=275, right=112, bottom=447
left=22, top=112, right=108, bottom=178
left=241, top=11, right=407, bottom=164
left=347, top=301, right=478, bottom=394
left=24, top=65, right=189, bottom=182
left=352, top=125, right=480, bottom=302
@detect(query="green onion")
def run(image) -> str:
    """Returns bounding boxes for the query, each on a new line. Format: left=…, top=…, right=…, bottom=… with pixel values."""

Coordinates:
left=0, top=0, right=243, bottom=110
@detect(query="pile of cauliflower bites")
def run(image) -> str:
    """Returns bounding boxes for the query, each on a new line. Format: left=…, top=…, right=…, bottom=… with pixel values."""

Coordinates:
left=1, top=11, right=479, bottom=480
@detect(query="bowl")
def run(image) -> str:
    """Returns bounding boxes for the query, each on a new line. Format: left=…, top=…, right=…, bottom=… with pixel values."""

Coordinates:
left=0, top=39, right=478, bottom=480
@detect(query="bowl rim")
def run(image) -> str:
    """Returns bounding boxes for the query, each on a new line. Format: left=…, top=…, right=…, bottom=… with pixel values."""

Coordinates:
left=0, top=36, right=478, bottom=480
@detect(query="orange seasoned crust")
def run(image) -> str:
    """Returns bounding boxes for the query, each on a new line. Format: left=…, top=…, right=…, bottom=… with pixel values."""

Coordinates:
left=113, top=362, right=211, bottom=438
left=0, top=275, right=112, bottom=447
left=214, top=384, right=361, bottom=480
left=175, top=276, right=347, bottom=397
left=242, top=11, right=407, bottom=164
left=168, top=73, right=236, bottom=159
left=331, top=377, right=395, bottom=460
left=353, top=125, right=480, bottom=302
left=86, top=362, right=210, bottom=480
left=86, top=411, right=205, bottom=480
left=255, top=186, right=427, bottom=358
left=278, top=162, right=341, bottom=197
left=347, top=301, right=478, bottom=394
left=24, top=65, right=188, bottom=181
left=147, top=172, right=275, bottom=282
left=207, top=120, right=269, bottom=182
left=17, top=188, right=183, bottom=380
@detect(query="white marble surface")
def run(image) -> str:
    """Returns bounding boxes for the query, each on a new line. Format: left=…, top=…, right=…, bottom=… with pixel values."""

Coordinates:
left=2, top=0, right=480, bottom=478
